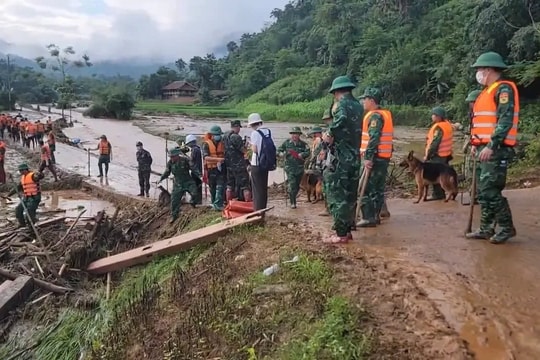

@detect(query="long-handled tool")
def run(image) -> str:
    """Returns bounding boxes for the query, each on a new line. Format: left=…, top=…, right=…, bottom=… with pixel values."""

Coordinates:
left=355, top=166, right=371, bottom=221
left=87, top=148, right=90, bottom=177
left=164, top=132, right=170, bottom=192
left=464, top=156, right=478, bottom=235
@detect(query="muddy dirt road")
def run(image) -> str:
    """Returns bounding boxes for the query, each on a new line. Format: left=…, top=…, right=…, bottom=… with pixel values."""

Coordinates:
left=271, top=188, right=540, bottom=360
left=6, top=108, right=539, bottom=359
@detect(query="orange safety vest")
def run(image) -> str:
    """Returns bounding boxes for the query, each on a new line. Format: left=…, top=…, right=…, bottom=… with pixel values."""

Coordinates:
left=21, top=172, right=39, bottom=196
left=48, top=133, right=56, bottom=144
left=41, top=144, right=51, bottom=161
left=311, top=136, right=322, bottom=154
left=19, top=121, right=27, bottom=131
left=26, top=124, right=37, bottom=136
left=204, top=139, right=225, bottom=169
left=472, top=80, right=519, bottom=147
left=360, top=109, right=394, bottom=159
left=99, top=140, right=111, bottom=155
left=36, top=123, right=45, bottom=132
left=425, top=121, right=453, bottom=158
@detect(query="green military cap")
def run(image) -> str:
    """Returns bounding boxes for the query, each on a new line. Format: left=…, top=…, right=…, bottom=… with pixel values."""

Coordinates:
left=322, top=109, right=332, bottom=120
left=431, top=106, right=447, bottom=119
left=18, top=163, right=29, bottom=171
left=328, top=75, right=356, bottom=93
left=309, top=126, right=323, bottom=134
left=359, top=87, right=383, bottom=103
left=465, top=90, right=482, bottom=102
left=230, top=120, right=242, bottom=127
left=168, top=147, right=182, bottom=156
left=471, top=52, right=508, bottom=69
left=289, top=126, right=302, bottom=134
left=209, top=125, right=223, bottom=135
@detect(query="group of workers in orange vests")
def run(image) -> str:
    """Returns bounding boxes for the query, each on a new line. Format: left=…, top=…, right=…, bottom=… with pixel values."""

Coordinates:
left=0, top=113, right=58, bottom=185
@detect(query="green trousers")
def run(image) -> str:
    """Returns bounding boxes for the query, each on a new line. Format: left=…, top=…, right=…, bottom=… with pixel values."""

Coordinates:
left=360, top=159, right=389, bottom=221
left=15, top=194, right=41, bottom=226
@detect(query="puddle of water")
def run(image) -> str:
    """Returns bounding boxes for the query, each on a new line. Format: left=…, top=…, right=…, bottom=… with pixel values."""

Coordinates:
left=41, top=190, right=115, bottom=218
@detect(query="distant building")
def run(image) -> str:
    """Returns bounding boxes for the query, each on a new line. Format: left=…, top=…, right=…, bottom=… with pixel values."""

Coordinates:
left=161, top=81, right=198, bottom=100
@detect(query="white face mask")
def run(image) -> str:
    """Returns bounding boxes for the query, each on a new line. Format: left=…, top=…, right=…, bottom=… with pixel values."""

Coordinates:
left=475, top=70, right=485, bottom=85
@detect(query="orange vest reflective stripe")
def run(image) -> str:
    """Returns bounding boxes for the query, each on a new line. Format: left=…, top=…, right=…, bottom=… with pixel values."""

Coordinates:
left=99, top=140, right=110, bottom=155
left=425, top=121, right=453, bottom=158
left=36, top=123, right=45, bottom=132
left=41, top=144, right=51, bottom=161
left=21, top=172, right=39, bottom=196
left=360, top=109, right=394, bottom=159
left=472, top=80, right=519, bottom=147
left=204, top=139, right=224, bottom=169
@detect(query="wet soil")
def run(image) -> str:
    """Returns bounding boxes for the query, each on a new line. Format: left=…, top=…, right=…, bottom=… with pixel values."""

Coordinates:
left=2, top=107, right=540, bottom=359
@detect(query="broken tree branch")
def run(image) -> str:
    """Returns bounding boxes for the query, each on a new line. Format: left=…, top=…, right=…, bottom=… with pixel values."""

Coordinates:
left=0, top=268, right=73, bottom=294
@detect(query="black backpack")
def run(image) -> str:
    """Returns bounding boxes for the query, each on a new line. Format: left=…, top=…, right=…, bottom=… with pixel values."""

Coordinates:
left=256, top=129, right=277, bottom=171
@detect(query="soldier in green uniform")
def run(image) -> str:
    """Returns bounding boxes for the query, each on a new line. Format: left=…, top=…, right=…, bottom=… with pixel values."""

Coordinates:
left=425, top=106, right=453, bottom=200
left=224, top=120, right=251, bottom=202
left=278, top=127, right=311, bottom=208
left=310, top=110, right=333, bottom=216
left=466, top=52, right=518, bottom=244
left=7, top=163, right=45, bottom=228
left=324, top=76, right=363, bottom=243
left=357, top=88, right=392, bottom=227
left=202, top=125, right=226, bottom=211
left=158, top=148, right=201, bottom=223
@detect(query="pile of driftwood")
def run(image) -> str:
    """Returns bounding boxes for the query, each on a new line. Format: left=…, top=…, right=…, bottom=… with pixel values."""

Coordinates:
left=0, top=202, right=172, bottom=293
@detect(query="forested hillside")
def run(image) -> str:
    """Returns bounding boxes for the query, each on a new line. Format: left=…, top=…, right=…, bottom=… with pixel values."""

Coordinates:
left=138, top=0, right=540, bottom=125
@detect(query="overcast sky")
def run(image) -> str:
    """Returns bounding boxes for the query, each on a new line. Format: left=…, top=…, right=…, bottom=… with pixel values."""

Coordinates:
left=0, top=0, right=290, bottom=62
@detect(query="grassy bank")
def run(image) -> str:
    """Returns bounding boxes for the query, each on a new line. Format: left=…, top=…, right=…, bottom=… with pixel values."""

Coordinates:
left=135, top=99, right=431, bottom=126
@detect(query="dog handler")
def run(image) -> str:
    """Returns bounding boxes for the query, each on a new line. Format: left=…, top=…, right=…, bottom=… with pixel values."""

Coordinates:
left=357, top=87, right=393, bottom=227
left=466, top=51, right=518, bottom=244
left=425, top=106, right=454, bottom=200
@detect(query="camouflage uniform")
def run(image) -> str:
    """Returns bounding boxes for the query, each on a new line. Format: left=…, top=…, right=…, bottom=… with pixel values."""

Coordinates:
left=224, top=120, right=251, bottom=202
left=466, top=52, right=517, bottom=244
left=10, top=163, right=45, bottom=228
left=357, top=88, right=391, bottom=226
left=159, top=148, right=200, bottom=222
left=202, top=126, right=226, bottom=210
left=426, top=107, right=452, bottom=200
left=278, top=127, right=311, bottom=208
left=326, top=76, right=363, bottom=238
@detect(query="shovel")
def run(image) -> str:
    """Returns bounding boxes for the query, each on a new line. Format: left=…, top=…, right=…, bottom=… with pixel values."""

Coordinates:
left=355, top=166, right=371, bottom=221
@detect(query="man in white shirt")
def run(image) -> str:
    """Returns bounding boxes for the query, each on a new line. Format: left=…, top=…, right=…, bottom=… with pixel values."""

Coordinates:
left=248, top=113, right=273, bottom=210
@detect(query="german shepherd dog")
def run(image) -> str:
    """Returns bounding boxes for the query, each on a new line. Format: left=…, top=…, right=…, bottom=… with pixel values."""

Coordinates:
left=300, top=170, right=324, bottom=203
left=400, top=151, right=458, bottom=203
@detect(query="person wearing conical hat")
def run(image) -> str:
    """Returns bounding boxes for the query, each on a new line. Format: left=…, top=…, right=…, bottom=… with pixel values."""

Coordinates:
left=277, top=126, right=310, bottom=209
left=323, top=76, right=363, bottom=244
left=466, top=52, right=518, bottom=244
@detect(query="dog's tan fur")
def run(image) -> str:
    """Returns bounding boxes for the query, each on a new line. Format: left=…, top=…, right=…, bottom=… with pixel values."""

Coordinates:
left=300, top=171, right=324, bottom=203
left=401, top=151, right=458, bottom=204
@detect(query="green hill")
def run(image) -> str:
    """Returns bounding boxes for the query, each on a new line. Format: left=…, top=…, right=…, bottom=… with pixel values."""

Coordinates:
left=138, top=0, right=540, bottom=126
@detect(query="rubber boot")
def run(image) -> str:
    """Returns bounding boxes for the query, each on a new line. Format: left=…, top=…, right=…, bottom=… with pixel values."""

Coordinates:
left=490, top=199, right=516, bottom=244
left=289, top=194, right=297, bottom=209
left=212, top=185, right=224, bottom=211
left=429, top=184, right=445, bottom=201
left=380, top=200, right=390, bottom=218
left=243, top=189, right=252, bottom=202
left=138, top=187, right=144, bottom=197
left=225, top=188, right=234, bottom=204
left=356, top=205, right=377, bottom=227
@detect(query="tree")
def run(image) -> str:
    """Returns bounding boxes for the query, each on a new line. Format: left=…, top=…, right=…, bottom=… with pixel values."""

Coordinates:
left=175, top=58, right=188, bottom=79
left=35, top=44, right=92, bottom=118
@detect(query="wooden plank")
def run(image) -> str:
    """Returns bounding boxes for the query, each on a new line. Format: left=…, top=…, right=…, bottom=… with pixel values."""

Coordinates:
left=0, top=268, right=73, bottom=294
left=0, top=280, right=13, bottom=293
left=87, top=207, right=273, bottom=275
left=0, top=276, right=34, bottom=321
